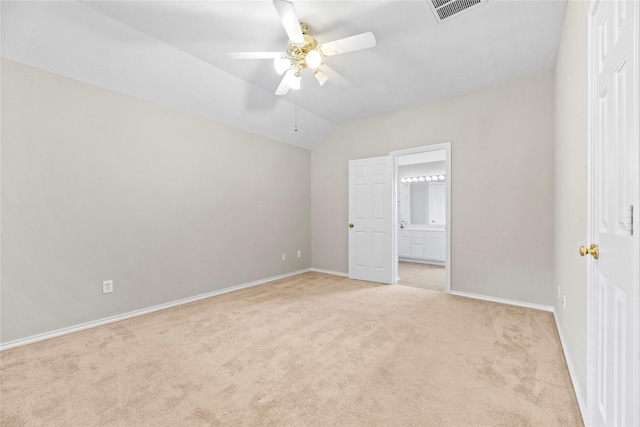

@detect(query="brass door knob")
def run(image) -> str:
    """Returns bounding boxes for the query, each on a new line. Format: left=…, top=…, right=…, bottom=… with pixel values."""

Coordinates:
left=579, top=244, right=599, bottom=259
left=349, top=223, right=354, bottom=228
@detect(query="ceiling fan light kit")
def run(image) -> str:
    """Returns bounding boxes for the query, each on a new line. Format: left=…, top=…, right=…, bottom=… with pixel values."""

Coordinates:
left=274, top=57, right=292, bottom=75
left=284, top=69, right=301, bottom=90
left=277, top=24, right=324, bottom=78
left=227, top=0, right=376, bottom=96
left=305, top=49, right=322, bottom=69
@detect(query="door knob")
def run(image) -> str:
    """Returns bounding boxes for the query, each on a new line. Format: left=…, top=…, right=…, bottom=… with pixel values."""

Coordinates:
left=579, top=244, right=599, bottom=259
left=349, top=223, right=354, bottom=228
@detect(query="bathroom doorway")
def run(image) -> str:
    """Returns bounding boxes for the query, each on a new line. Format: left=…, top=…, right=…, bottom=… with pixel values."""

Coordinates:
left=390, top=143, right=451, bottom=292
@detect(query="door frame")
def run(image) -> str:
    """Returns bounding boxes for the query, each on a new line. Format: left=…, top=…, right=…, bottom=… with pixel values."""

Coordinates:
left=586, top=0, right=640, bottom=424
left=390, top=143, right=452, bottom=292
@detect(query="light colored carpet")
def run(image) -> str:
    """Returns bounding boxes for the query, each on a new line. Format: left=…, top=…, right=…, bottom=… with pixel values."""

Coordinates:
left=1, top=272, right=582, bottom=426
left=398, top=261, right=446, bottom=291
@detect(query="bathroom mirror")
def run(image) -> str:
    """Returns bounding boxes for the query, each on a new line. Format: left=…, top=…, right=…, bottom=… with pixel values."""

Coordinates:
left=398, top=161, right=446, bottom=227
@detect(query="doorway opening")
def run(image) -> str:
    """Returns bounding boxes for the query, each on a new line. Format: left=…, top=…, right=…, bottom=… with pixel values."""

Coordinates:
left=391, top=143, right=451, bottom=292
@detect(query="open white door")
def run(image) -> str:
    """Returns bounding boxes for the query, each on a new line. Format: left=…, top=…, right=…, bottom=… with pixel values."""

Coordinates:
left=588, top=1, right=639, bottom=425
left=348, top=156, right=393, bottom=284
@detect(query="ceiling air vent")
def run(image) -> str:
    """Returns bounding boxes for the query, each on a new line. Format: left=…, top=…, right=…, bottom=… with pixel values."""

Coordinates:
left=428, top=0, right=488, bottom=23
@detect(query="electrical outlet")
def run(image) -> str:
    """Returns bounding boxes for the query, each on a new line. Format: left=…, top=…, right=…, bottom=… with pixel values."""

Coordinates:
left=558, top=286, right=562, bottom=299
left=281, top=253, right=286, bottom=261
left=562, top=295, right=566, bottom=309
left=102, top=280, right=113, bottom=294
left=297, top=250, right=301, bottom=258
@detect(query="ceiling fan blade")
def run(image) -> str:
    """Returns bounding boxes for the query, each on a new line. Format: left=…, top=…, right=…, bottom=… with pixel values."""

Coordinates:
left=275, top=73, right=291, bottom=96
left=314, top=68, right=328, bottom=86
left=319, top=32, right=376, bottom=57
left=320, top=64, right=350, bottom=88
left=227, top=52, right=284, bottom=59
left=273, top=0, right=304, bottom=44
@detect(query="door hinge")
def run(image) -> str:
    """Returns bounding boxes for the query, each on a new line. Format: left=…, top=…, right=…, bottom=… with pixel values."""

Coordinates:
left=624, top=204, right=633, bottom=236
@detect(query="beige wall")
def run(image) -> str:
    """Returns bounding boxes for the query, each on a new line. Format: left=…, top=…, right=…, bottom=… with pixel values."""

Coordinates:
left=553, top=0, right=590, bottom=406
left=1, top=60, right=311, bottom=343
left=311, top=72, right=556, bottom=306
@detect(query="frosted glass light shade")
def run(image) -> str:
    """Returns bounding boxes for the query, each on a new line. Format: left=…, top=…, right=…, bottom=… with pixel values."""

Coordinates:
left=305, top=50, right=322, bottom=69
left=285, top=70, right=301, bottom=90
left=274, top=57, right=291, bottom=75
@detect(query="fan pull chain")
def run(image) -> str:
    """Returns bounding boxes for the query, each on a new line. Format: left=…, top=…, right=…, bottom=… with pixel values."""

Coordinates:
left=294, top=93, right=298, bottom=132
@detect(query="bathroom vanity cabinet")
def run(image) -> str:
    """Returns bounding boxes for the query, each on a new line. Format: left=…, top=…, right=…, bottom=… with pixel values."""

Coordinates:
left=398, top=229, right=445, bottom=264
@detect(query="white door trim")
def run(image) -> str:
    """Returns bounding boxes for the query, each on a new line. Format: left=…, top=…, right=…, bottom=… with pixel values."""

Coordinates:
left=586, top=0, right=640, bottom=425
left=390, top=142, right=452, bottom=292
left=586, top=7, right=596, bottom=425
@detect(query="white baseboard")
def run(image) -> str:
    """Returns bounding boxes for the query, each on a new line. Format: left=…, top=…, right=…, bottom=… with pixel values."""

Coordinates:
left=449, top=290, right=554, bottom=312
left=1, top=269, right=588, bottom=427
left=552, top=309, right=588, bottom=425
left=309, top=268, right=349, bottom=277
left=0, top=268, right=311, bottom=351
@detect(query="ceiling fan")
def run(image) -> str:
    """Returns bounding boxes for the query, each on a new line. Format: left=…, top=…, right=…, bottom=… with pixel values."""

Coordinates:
left=227, top=0, right=376, bottom=96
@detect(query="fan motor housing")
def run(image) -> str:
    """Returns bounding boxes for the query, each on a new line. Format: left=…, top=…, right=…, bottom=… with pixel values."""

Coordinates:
left=287, top=25, right=319, bottom=69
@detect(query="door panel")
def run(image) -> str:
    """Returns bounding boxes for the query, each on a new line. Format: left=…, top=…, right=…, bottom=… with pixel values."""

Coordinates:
left=372, top=183, right=386, bottom=219
left=410, top=237, right=425, bottom=259
left=398, top=233, right=410, bottom=258
left=355, top=184, right=367, bottom=220
left=354, top=231, right=367, bottom=268
left=372, top=232, right=385, bottom=269
left=425, top=236, right=445, bottom=261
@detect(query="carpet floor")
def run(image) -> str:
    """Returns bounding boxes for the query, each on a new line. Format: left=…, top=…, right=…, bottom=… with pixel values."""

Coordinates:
left=0, top=272, right=582, bottom=426
left=397, top=262, right=446, bottom=292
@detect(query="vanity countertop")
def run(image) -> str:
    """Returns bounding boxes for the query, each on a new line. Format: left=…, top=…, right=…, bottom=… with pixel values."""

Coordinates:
left=400, top=226, right=445, bottom=231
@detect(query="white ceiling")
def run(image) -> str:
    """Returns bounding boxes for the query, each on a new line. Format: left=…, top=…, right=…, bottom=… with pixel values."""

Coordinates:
left=1, top=0, right=567, bottom=149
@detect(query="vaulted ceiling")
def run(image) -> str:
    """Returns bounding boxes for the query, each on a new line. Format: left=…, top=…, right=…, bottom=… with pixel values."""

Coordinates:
left=1, top=1, right=567, bottom=149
